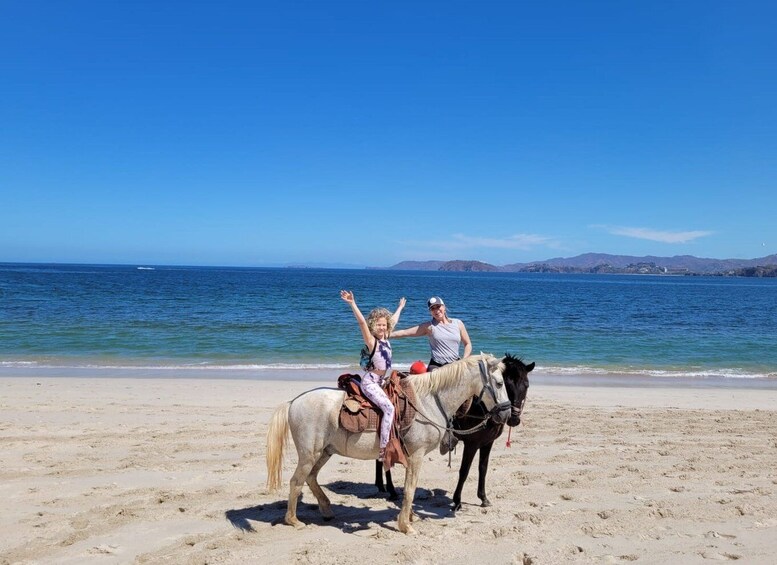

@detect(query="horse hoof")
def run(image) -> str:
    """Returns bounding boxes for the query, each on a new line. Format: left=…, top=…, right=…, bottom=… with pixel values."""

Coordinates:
left=452, top=502, right=462, bottom=512
left=322, top=516, right=333, bottom=522
left=480, top=499, right=492, bottom=508
left=388, top=492, right=399, bottom=502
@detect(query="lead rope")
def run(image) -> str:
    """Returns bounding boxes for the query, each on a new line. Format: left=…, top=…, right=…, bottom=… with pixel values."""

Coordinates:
left=446, top=418, right=455, bottom=468
left=402, top=391, right=489, bottom=468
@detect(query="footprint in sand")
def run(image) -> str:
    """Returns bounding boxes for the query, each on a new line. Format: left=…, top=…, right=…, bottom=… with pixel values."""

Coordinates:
left=87, top=544, right=119, bottom=555
left=700, top=551, right=742, bottom=560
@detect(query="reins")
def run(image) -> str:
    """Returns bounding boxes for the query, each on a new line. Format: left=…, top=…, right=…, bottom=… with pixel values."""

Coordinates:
left=402, top=393, right=490, bottom=435
left=403, top=394, right=491, bottom=468
left=401, top=358, right=508, bottom=467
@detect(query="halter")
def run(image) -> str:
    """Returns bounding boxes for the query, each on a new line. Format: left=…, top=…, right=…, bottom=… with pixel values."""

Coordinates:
left=401, top=358, right=511, bottom=467
left=455, top=361, right=524, bottom=430
left=471, top=359, right=511, bottom=417
left=422, top=358, right=512, bottom=435
left=456, top=364, right=528, bottom=449
left=512, top=395, right=527, bottom=420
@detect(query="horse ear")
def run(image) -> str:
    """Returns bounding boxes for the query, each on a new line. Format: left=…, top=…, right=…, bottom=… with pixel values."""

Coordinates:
left=527, top=362, right=535, bottom=372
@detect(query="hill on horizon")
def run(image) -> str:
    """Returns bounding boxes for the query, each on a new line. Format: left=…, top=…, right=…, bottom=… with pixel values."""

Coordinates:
left=389, top=253, right=777, bottom=274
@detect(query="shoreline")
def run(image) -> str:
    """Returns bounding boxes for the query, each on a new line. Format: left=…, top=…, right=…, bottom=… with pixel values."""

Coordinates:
left=1, top=364, right=776, bottom=390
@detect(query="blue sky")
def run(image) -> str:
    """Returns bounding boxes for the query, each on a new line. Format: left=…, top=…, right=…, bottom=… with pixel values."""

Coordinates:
left=2, top=1, right=776, bottom=268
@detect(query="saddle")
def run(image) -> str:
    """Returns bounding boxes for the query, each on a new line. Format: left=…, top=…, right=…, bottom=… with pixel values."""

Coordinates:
left=337, top=371, right=418, bottom=469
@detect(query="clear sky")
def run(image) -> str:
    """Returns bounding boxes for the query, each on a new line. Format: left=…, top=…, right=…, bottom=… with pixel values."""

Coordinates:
left=2, top=1, right=776, bottom=268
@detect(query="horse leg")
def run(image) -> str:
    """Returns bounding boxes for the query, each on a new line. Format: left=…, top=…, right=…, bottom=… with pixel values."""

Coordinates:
left=452, top=441, right=479, bottom=512
left=285, top=457, right=317, bottom=529
left=306, top=452, right=334, bottom=520
left=397, top=452, right=424, bottom=534
left=374, top=460, right=398, bottom=500
left=476, top=441, right=494, bottom=507
left=385, top=468, right=398, bottom=501
left=375, top=460, right=385, bottom=492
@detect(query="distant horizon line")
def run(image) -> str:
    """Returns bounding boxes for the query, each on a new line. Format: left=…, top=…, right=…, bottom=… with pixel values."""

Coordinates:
left=2, top=249, right=776, bottom=271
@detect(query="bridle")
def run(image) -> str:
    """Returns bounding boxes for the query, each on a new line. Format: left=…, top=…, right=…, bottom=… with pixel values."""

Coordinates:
left=417, top=358, right=512, bottom=436
left=458, top=365, right=528, bottom=428
left=403, top=358, right=513, bottom=467
left=472, top=359, right=512, bottom=421
left=512, top=394, right=527, bottom=421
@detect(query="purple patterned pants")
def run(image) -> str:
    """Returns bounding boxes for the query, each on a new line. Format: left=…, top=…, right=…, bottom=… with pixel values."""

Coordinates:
left=360, top=373, right=395, bottom=449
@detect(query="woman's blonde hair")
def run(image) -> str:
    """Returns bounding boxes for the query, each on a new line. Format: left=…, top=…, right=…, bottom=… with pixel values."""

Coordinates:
left=367, top=307, right=394, bottom=336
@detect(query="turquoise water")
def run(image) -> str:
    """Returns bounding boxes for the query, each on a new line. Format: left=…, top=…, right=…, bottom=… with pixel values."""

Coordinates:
left=1, top=263, right=776, bottom=381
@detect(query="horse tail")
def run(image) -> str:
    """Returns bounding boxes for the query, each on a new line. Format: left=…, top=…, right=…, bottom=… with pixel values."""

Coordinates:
left=266, top=401, right=291, bottom=492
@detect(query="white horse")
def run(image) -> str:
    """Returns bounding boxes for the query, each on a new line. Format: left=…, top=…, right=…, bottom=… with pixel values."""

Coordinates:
left=266, top=353, right=512, bottom=534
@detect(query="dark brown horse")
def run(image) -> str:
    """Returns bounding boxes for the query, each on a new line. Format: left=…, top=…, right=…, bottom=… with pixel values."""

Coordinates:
left=375, top=354, right=533, bottom=511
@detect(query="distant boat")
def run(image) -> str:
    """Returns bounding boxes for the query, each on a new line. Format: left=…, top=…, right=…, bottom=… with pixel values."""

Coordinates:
left=137, top=267, right=155, bottom=270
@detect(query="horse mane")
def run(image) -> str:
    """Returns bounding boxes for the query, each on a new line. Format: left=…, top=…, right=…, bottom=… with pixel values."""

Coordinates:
left=409, top=354, right=494, bottom=396
left=503, top=352, right=529, bottom=367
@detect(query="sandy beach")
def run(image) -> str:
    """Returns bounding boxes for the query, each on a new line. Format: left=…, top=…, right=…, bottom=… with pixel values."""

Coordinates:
left=2, top=375, right=776, bottom=564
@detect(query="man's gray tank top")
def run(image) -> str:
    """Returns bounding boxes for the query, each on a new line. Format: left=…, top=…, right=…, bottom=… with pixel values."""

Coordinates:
left=429, top=318, right=462, bottom=365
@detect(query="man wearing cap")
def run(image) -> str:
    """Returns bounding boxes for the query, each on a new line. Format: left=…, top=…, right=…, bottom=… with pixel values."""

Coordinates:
left=392, top=296, right=472, bottom=371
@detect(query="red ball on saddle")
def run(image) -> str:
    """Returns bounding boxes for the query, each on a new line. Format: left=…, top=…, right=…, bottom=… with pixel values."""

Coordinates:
left=409, top=361, right=427, bottom=374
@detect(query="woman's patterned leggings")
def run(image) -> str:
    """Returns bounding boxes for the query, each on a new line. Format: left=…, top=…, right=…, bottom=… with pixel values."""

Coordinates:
left=360, top=373, right=395, bottom=449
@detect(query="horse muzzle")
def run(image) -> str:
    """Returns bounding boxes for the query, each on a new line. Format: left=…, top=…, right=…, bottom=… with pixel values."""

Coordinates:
left=490, top=402, right=512, bottom=425
left=507, top=406, right=522, bottom=427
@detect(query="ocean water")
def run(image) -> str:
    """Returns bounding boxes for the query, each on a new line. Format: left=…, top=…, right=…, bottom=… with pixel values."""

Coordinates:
left=1, top=263, right=776, bottom=384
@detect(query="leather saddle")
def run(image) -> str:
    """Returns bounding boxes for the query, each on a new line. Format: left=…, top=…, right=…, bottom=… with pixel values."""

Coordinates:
left=337, top=371, right=418, bottom=469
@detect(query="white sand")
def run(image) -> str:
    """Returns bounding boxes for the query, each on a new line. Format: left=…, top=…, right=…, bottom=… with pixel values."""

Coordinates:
left=1, top=375, right=776, bottom=564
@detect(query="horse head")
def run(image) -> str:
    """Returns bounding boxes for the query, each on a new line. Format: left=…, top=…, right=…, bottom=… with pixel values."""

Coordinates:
left=474, top=354, right=513, bottom=425
left=502, top=353, right=534, bottom=427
